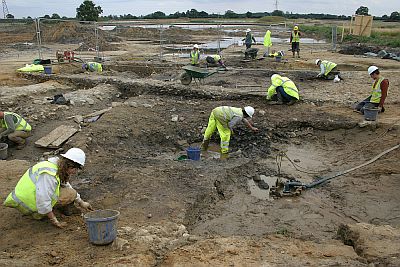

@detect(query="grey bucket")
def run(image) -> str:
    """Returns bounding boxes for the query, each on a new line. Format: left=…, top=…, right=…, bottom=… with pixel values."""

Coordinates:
left=0, top=143, right=8, bottom=160
left=364, top=107, right=379, bottom=121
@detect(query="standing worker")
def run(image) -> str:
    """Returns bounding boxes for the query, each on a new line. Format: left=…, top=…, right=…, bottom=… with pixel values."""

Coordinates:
left=201, top=106, right=259, bottom=159
left=266, top=74, right=299, bottom=105
left=290, top=26, right=301, bottom=58
left=263, top=29, right=272, bottom=57
left=315, top=59, right=341, bottom=80
left=190, top=44, right=200, bottom=66
left=355, top=66, right=389, bottom=114
left=3, top=148, right=93, bottom=228
left=0, top=111, right=32, bottom=149
left=83, top=62, right=103, bottom=73
left=243, top=29, right=257, bottom=49
left=206, top=54, right=227, bottom=69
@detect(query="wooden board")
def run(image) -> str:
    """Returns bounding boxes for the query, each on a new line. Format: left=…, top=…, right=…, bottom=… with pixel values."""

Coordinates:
left=35, top=125, right=78, bottom=148
left=83, top=107, right=112, bottom=118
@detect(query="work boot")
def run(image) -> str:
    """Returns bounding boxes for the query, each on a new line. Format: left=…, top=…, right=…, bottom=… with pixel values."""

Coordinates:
left=201, top=140, right=209, bottom=151
left=257, top=180, right=270, bottom=190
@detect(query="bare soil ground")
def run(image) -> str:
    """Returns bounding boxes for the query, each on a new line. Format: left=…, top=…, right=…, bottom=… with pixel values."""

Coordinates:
left=0, top=23, right=400, bottom=266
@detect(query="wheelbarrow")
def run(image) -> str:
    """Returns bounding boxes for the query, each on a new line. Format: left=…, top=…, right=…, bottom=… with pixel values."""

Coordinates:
left=180, top=65, right=224, bottom=85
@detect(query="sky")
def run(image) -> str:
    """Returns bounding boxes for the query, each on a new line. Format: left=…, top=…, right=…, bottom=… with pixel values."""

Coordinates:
left=5, top=0, right=399, bottom=18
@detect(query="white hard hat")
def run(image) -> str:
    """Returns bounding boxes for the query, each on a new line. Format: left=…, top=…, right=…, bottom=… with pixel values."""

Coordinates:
left=246, top=28, right=251, bottom=32
left=368, top=65, right=379, bottom=75
left=244, top=106, right=255, bottom=118
left=61, top=148, right=86, bottom=166
left=193, top=44, right=199, bottom=49
left=315, top=59, right=321, bottom=65
left=271, top=74, right=281, bottom=80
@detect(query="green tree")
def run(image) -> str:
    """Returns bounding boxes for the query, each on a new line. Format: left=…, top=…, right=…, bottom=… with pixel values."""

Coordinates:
left=76, top=0, right=103, bottom=21
left=355, top=6, right=369, bottom=15
left=246, top=11, right=253, bottom=18
left=43, top=14, right=51, bottom=19
left=51, top=13, right=61, bottom=19
left=6, top=13, right=14, bottom=19
left=225, top=10, right=238, bottom=18
left=389, top=11, right=400, bottom=21
left=271, top=10, right=284, bottom=16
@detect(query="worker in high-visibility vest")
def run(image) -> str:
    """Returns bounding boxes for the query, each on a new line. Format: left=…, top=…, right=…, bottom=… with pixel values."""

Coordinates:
left=83, top=62, right=103, bottom=73
left=190, top=44, right=200, bottom=66
left=201, top=106, right=259, bottom=158
left=315, top=59, right=342, bottom=80
left=3, top=148, right=93, bottom=228
left=206, top=54, right=226, bottom=68
left=355, top=65, right=389, bottom=114
left=0, top=111, right=32, bottom=149
left=290, top=26, right=301, bottom=58
left=267, top=74, right=299, bottom=105
left=243, top=29, right=257, bottom=49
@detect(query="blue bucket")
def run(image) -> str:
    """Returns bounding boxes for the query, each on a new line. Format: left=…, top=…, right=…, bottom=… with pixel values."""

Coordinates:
left=44, top=66, right=52, bottom=74
left=84, top=209, right=120, bottom=245
left=187, top=146, right=201, bottom=161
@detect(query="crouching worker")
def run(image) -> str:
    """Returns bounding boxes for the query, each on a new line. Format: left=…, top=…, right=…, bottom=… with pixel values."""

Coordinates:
left=83, top=62, right=102, bottom=73
left=0, top=111, right=32, bottom=149
left=315, top=59, right=341, bottom=80
left=206, top=54, right=226, bottom=69
left=3, top=148, right=93, bottom=228
left=267, top=74, right=299, bottom=105
left=201, top=106, right=258, bottom=159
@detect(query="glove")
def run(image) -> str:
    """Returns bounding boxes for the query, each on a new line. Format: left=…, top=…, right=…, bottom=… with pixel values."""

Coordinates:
left=77, top=199, right=93, bottom=211
left=50, top=217, right=68, bottom=228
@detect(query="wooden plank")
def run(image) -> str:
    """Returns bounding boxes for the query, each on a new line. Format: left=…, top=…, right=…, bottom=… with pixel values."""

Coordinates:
left=50, top=127, right=78, bottom=147
left=83, top=107, right=112, bottom=119
left=35, top=125, right=77, bottom=148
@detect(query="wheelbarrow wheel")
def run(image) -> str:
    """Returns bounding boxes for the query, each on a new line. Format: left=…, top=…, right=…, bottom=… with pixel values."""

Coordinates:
left=180, top=72, right=192, bottom=85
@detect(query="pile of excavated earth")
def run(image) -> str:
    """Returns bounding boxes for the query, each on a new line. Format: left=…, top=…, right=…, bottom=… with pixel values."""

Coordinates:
left=0, top=22, right=399, bottom=266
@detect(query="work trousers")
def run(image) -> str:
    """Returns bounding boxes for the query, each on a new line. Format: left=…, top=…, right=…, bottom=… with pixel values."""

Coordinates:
left=14, top=187, right=77, bottom=220
left=355, top=96, right=381, bottom=114
left=0, top=129, right=31, bottom=145
left=203, top=112, right=231, bottom=154
left=271, top=86, right=297, bottom=103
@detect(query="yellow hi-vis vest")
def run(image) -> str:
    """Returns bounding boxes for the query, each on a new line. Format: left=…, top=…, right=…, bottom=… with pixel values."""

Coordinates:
left=3, top=161, right=60, bottom=215
left=267, top=76, right=299, bottom=100
left=370, top=77, right=386, bottom=103
left=190, top=50, right=199, bottom=65
left=291, top=31, right=300, bottom=43
left=88, top=62, right=102, bottom=72
left=212, top=106, right=243, bottom=128
left=0, top=112, right=31, bottom=131
left=213, top=55, right=221, bottom=61
left=321, top=60, right=337, bottom=76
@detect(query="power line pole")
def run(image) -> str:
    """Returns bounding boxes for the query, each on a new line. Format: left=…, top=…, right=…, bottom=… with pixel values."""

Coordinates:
left=275, top=0, right=278, bottom=10
left=2, top=0, right=10, bottom=18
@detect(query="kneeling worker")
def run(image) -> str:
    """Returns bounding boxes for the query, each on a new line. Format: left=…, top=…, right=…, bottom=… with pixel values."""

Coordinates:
left=83, top=62, right=103, bottom=73
left=315, top=59, right=341, bottom=80
left=201, top=106, right=258, bottom=158
left=206, top=54, right=226, bottom=68
left=3, top=148, right=93, bottom=228
left=355, top=65, right=389, bottom=114
left=0, top=111, right=32, bottom=149
left=266, top=74, right=299, bottom=105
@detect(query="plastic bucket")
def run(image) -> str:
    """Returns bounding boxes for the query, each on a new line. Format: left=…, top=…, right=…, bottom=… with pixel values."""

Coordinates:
left=364, top=107, right=379, bottom=121
left=0, top=143, right=8, bottom=160
left=84, top=209, right=120, bottom=245
left=43, top=66, right=52, bottom=74
left=186, top=147, right=201, bottom=161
